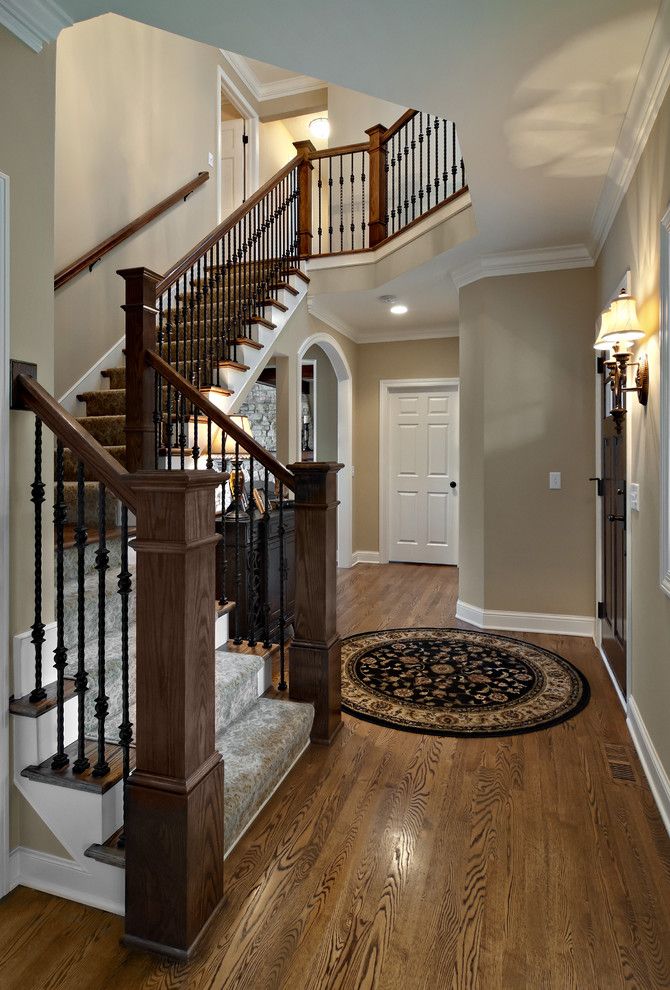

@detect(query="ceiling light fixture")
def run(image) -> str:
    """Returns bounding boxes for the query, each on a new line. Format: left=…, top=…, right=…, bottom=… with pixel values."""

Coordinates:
left=390, top=303, right=408, bottom=315
left=309, top=117, right=330, bottom=141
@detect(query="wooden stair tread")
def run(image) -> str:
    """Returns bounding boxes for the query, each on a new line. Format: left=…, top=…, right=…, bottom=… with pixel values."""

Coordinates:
left=269, top=282, right=299, bottom=295
left=21, top=738, right=134, bottom=794
left=287, top=267, right=310, bottom=283
left=219, top=361, right=250, bottom=372
left=234, top=337, right=263, bottom=350
left=247, top=316, right=277, bottom=330
left=85, top=828, right=125, bottom=869
left=261, top=297, right=288, bottom=312
left=10, top=678, right=76, bottom=718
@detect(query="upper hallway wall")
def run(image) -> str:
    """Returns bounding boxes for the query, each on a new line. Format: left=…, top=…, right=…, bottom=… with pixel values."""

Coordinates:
left=326, top=85, right=405, bottom=146
left=596, top=80, right=670, bottom=782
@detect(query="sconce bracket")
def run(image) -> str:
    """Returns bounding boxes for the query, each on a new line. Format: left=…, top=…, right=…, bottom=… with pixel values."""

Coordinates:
left=636, top=353, right=649, bottom=406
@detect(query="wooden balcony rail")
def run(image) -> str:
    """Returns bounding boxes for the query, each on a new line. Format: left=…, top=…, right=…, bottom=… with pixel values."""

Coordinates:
left=54, top=171, right=209, bottom=291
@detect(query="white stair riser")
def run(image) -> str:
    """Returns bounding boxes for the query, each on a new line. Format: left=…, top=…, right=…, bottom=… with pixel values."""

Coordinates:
left=215, top=612, right=229, bottom=648
left=13, top=696, right=78, bottom=766
left=13, top=622, right=58, bottom=698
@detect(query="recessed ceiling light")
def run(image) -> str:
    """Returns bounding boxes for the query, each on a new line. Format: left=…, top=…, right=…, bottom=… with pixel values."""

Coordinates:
left=390, top=303, right=408, bottom=315
left=309, top=117, right=330, bottom=140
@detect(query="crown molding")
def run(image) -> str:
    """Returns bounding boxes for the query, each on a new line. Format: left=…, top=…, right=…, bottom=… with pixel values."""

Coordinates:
left=591, top=0, right=670, bottom=259
left=452, top=243, right=594, bottom=289
left=307, top=300, right=357, bottom=341
left=219, top=50, right=324, bottom=103
left=0, top=0, right=71, bottom=52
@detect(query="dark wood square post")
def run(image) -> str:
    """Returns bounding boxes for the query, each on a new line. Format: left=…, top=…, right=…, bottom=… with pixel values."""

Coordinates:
left=123, top=470, right=225, bottom=960
left=293, top=140, right=315, bottom=260
left=118, top=267, right=160, bottom=473
left=288, top=461, right=343, bottom=744
left=365, top=124, right=388, bottom=247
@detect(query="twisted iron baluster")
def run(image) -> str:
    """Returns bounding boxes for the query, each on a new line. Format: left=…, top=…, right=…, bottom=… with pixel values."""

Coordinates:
left=278, top=484, right=287, bottom=691
left=350, top=152, right=355, bottom=250
left=390, top=136, right=396, bottom=233
left=339, top=156, right=344, bottom=251
left=404, top=124, right=410, bottom=225
left=411, top=115, right=416, bottom=221
left=165, top=289, right=173, bottom=469
left=262, top=468, right=271, bottom=649
left=361, top=150, right=366, bottom=247
left=328, top=157, right=333, bottom=253
left=233, top=440, right=242, bottom=645
left=116, top=505, right=132, bottom=847
left=51, top=440, right=69, bottom=769
left=92, top=483, right=109, bottom=778
left=247, top=455, right=257, bottom=647
left=434, top=115, right=440, bottom=202
left=443, top=118, right=449, bottom=200
left=426, top=115, right=432, bottom=209
left=72, top=461, right=89, bottom=774
left=29, top=417, right=46, bottom=703
left=317, top=158, right=323, bottom=254
left=418, top=112, right=424, bottom=216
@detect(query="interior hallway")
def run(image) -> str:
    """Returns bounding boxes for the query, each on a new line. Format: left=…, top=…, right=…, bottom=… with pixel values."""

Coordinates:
left=1, top=564, right=669, bottom=989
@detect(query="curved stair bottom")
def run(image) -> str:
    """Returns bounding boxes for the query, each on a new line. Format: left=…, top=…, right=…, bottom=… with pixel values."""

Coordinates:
left=218, top=697, right=314, bottom=856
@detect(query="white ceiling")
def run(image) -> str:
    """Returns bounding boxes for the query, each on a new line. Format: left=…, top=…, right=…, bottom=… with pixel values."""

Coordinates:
left=46, top=0, right=667, bottom=337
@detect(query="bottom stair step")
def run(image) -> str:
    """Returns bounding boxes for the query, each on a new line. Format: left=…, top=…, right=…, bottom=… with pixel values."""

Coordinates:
left=218, top=697, right=314, bottom=855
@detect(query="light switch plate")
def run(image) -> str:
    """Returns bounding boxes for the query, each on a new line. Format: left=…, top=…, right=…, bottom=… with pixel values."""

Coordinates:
left=208, top=151, right=215, bottom=168
left=630, top=483, right=640, bottom=511
left=549, top=471, right=561, bottom=490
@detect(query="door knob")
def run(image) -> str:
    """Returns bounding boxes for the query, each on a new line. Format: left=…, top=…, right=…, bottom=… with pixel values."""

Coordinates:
left=608, top=513, right=625, bottom=522
left=450, top=481, right=457, bottom=489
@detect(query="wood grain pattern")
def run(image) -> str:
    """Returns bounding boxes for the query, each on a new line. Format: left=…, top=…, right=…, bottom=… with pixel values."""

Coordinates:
left=2, top=563, right=670, bottom=988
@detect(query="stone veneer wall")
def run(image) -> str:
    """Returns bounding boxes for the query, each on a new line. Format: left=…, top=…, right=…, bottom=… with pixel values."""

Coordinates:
left=239, top=382, right=313, bottom=483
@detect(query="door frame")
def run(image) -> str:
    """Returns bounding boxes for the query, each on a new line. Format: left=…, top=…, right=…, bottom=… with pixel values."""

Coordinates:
left=0, top=172, right=10, bottom=897
left=300, top=358, right=317, bottom=460
left=379, top=378, right=460, bottom=566
left=217, top=64, right=260, bottom=223
left=595, top=270, right=633, bottom=709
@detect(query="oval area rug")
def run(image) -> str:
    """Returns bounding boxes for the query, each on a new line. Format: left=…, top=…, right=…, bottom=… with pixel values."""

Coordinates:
left=341, top=627, right=590, bottom=737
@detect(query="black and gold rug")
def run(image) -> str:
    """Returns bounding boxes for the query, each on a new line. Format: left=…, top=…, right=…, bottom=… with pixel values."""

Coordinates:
left=341, top=628, right=590, bottom=737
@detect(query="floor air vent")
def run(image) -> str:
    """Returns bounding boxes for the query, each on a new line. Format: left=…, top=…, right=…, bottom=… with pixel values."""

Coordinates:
left=603, top=743, right=639, bottom=785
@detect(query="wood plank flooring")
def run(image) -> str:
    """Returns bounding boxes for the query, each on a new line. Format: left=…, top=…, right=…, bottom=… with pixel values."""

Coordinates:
left=2, top=563, right=670, bottom=989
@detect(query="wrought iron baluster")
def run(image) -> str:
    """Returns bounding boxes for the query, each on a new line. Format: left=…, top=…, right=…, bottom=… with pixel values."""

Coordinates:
left=192, top=259, right=201, bottom=470
left=116, top=505, right=132, bottom=847
left=317, top=158, right=323, bottom=254
left=72, top=461, right=89, bottom=774
left=215, top=239, right=222, bottom=380
left=165, top=289, right=173, bottom=468
left=426, top=115, right=432, bottom=209
left=361, top=151, right=366, bottom=247
left=328, top=156, right=333, bottom=253
left=51, top=440, right=69, bottom=769
left=219, top=430, right=228, bottom=607
left=418, top=112, right=424, bottom=215
left=350, top=152, right=355, bottom=251
left=278, top=484, right=287, bottom=691
left=247, top=455, right=257, bottom=646
left=384, top=140, right=390, bottom=231
left=339, top=155, right=344, bottom=252
left=434, top=115, right=440, bottom=201
left=452, top=121, right=458, bottom=194
left=92, top=483, right=110, bottom=777
left=461, top=154, right=466, bottom=188
left=233, top=439, right=242, bottom=645
left=411, top=115, right=416, bottom=220
left=404, top=126, right=410, bottom=225
left=262, top=469, right=271, bottom=649
left=390, top=136, right=396, bottom=233
left=443, top=118, right=449, bottom=200
left=29, top=417, right=46, bottom=703
left=154, top=295, right=163, bottom=469
left=206, top=416, right=213, bottom=470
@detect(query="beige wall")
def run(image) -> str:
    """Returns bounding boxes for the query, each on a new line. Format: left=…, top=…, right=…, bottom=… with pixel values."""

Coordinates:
left=459, top=269, right=596, bottom=616
left=327, top=85, right=405, bottom=146
left=259, top=119, right=297, bottom=185
left=354, top=337, right=459, bottom=553
left=597, top=82, right=670, bottom=780
left=304, top=343, right=338, bottom=461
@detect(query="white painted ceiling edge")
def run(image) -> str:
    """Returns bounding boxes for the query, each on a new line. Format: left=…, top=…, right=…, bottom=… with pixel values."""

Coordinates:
left=219, top=50, right=324, bottom=102
left=5, top=0, right=670, bottom=289
left=307, top=299, right=459, bottom=345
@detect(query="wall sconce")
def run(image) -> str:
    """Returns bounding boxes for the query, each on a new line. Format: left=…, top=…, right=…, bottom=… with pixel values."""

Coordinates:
left=594, top=291, right=649, bottom=432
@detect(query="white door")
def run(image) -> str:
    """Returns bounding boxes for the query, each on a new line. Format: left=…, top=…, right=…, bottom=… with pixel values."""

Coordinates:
left=220, top=118, right=245, bottom=218
left=387, top=385, right=459, bottom=565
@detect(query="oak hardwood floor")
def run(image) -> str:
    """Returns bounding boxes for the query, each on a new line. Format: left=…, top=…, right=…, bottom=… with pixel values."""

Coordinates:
left=2, top=563, right=670, bottom=989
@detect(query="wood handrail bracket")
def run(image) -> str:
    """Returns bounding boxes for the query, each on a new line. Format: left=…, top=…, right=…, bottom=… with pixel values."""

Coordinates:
left=146, top=352, right=296, bottom=491
left=54, top=171, right=209, bottom=291
left=14, top=373, right=136, bottom=511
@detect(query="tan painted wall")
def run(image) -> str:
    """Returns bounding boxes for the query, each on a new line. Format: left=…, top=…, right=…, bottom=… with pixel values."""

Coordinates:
left=597, top=82, right=670, bottom=780
left=354, top=337, right=459, bottom=553
left=1, top=27, right=71, bottom=859
left=459, top=269, right=596, bottom=616
left=327, top=85, right=405, bottom=146
left=304, top=343, right=338, bottom=461
left=259, top=120, right=297, bottom=185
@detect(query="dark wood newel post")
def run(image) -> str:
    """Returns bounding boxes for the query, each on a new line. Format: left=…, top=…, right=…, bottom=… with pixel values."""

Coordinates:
left=288, top=461, right=343, bottom=744
left=118, top=266, right=161, bottom=472
left=293, top=140, right=315, bottom=259
left=123, top=470, right=225, bottom=960
left=365, top=124, right=388, bottom=247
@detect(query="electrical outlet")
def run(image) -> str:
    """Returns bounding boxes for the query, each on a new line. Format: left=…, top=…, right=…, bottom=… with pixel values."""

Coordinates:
left=630, top=483, right=640, bottom=511
left=208, top=151, right=214, bottom=169
left=549, top=472, right=561, bottom=490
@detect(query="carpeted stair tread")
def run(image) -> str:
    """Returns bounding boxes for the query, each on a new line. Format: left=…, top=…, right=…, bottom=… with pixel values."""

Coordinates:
left=76, top=415, right=126, bottom=446
left=217, top=697, right=313, bottom=854
left=101, top=367, right=125, bottom=389
left=214, top=649, right=264, bottom=734
left=77, top=389, right=125, bottom=416
left=62, top=446, right=126, bottom=481
left=62, top=481, right=119, bottom=528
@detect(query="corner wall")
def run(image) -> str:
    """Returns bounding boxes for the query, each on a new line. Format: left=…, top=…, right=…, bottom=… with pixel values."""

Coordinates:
left=459, top=268, right=596, bottom=618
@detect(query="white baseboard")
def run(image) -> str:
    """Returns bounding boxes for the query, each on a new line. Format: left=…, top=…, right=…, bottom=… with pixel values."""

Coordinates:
left=455, top=599, right=595, bottom=637
left=351, top=551, right=380, bottom=566
left=627, top=697, right=670, bottom=839
left=9, top=846, right=124, bottom=915
left=596, top=643, right=627, bottom=712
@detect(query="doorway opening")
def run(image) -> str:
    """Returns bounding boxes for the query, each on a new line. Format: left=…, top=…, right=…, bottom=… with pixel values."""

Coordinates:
left=217, top=66, right=259, bottom=223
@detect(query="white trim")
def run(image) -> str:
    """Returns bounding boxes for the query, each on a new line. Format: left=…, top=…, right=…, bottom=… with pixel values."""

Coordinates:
left=0, top=0, right=71, bottom=52
left=379, top=378, right=460, bottom=566
left=591, top=1, right=670, bottom=258
left=351, top=551, right=381, bottom=566
left=307, top=301, right=458, bottom=346
left=307, top=300, right=356, bottom=341
left=452, top=243, right=594, bottom=289
left=455, top=600, right=595, bottom=638
left=627, top=697, right=670, bottom=838
left=598, top=644, right=627, bottom=712
left=217, top=64, right=260, bottom=225
left=0, top=172, right=9, bottom=899
left=296, top=332, right=353, bottom=568
left=660, top=205, right=670, bottom=597
left=9, top=846, right=124, bottom=915
left=58, top=335, right=125, bottom=415
left=219, top=51, right=324, bottom=103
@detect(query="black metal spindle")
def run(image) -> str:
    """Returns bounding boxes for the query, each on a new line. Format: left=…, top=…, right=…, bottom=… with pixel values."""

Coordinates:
left=390, top=136, right=396, bottom=233
left=247, top=454, right=257, bottom=646
left=384, top=139, right=390, bottom=230
left=155, top=296, right=163, bottom=468
left=361, top=150, right=366, bottom=246
left=404, top=126, right=410, bottom=225
left=339, top=155, right=344, bottom=251
left=278, top=483, right=287, bottom=691
left=434, top=115, right=440, bottom=202
left=29, top=417, right=46, bottom=703
left=116, top=505, right=132, bottom=847
left=317, top=158, right=323, bottom=254
left=350, top=152, right=355, bottom=250
left=51, top=441, right=69, bottom=769
left=411, top=115, right=416, bottom=220
left=219, top=430, right=228, bottom=608
left=452, top=121, right=458, bottom=195
left=328, top=156, right=333, bottom=253
left=262, top=468, right=271, bottom=649
left=426, top=115, right=432, bottom=209
left=166, top=289, right=173, bottom=469
left=233, top=439, right=242, bottom=645
left=92, top=483, right=110, bottom=778
left=443, top=118, right=449, bottom=200
left=72, top=461, right=89, bottom=774
left=418, top=112, right=424, bottom=215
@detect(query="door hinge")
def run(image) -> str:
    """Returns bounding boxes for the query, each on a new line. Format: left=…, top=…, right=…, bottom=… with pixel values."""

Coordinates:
left=589, top=476, right=603, bottom=496
left=242, top=133, right=249, bottom=145
left=597, top=355, right=605, bottom=375
left=597, top=601, right=606, bottom=619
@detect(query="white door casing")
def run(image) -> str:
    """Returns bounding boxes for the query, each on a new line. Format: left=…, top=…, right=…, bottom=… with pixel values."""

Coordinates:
left=380, top=380, right=459, bottom=565
left=216, top=64, right=259, bottom=224
left=220, top=118, right=245, bottom=219
left=0, top=172, right=10, bottom=897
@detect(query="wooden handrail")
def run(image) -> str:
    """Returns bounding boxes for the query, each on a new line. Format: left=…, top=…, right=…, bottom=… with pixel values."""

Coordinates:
left=156, top=156, right=302, bottom=295
left=382, top=109, right=418, bottom=142
left=146, top=351, right=296, bottom=491
left=54, top=172, right=209, bottom=291
left=15, top=374, right=137, bottom=511
left=307, top=141, right=369, bottom=161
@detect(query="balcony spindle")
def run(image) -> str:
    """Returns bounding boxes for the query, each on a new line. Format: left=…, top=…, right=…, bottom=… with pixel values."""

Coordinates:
left=278, top=483, right=287, bottom=691
left=51, top=440, right=69, bottom=770
left=426, top=115, right=432, bottom=209
left=29, top=417, right=46, bottom=703
left=262, top=468, right=271, bottom=649
left=418, top=112, right=424, bottom=215
left=247, top=455, right=257, bottom=646
left=328, top=157, right=334, bottom=252
left=233, top=439, right=242, bottom=645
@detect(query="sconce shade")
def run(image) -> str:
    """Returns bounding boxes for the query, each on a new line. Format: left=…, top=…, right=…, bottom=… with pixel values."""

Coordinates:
left=601, top=293, right=644, bottom=343
left=594, top=308, right=615, bottom=350
left=224, top=415, right=253, bottom=457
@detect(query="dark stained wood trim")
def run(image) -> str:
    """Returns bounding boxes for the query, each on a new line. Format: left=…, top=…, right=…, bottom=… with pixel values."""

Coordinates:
left=306, top=141, right=369, bottom=160
left=21, top=738, right=133, bottom=793
left=157, top=156, right=301, bottom=294
left=10, top=677, right=76, bottom=717
left=364, top=124, right=388, bottom=248
left=54, top=172, right=209, bottom=291
left=14, top=374, right=136, bottom=510
left=381, top=108, right=418, bottom=142
left=147, top=351, right=296, bottom=490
